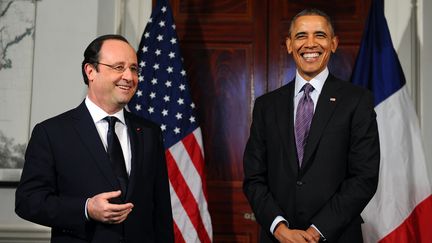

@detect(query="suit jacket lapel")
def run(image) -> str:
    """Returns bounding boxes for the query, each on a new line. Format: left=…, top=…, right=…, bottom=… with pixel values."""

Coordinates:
left=124, top=111, right=153, bottom=200
left=302, top=75, right=341, bottom=168
left=275, top=82, right=299, bottom=174
left=124, top=113, right=140, bottom=200
left=72, top=101, right=118, bottom=189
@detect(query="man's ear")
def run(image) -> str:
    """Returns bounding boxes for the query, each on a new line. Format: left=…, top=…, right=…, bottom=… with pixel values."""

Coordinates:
left=331, top=35, right=339, bottom=53
left=84, top=63, right=96, bottom=82
left=285, top=37, right=293, bottom=54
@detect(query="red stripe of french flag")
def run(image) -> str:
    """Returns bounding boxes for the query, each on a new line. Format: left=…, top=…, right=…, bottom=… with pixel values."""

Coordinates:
left=380, top=195, right=432, bottom=243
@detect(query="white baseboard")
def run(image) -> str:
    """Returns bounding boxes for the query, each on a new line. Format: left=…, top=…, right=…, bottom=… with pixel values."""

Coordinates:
left=0, top=225, right=50, bottom=243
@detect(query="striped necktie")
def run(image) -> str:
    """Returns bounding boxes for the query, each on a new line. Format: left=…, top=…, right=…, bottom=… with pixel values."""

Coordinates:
left=294, top=83, right=314, bottom=167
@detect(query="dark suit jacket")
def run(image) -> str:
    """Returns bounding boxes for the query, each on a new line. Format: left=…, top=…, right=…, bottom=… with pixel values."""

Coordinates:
left=243, top=74, right=380, bottom=243
left=15, top=101, right=174, bottom=243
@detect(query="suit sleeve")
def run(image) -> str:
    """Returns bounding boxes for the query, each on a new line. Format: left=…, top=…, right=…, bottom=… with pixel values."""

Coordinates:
left=311, top=90, right=380, bottom=241
left=243, top=97, right=286, bottom=233
left=15, top=123, right=89, bottom=239
left=154, top=130, right=175, bottom=242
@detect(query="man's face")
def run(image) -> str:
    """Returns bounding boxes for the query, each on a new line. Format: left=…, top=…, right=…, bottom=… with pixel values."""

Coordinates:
left=86, top=39, right=138, bottom=114
left=286, top=15, right=338, bottom=81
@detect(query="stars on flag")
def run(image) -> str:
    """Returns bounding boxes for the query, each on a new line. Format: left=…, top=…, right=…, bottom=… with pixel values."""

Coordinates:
left=128, top=1, right=213, bottom=241
left=128, top=1, right=199, bottom=147
left=149, top=92, right=156, bottom=99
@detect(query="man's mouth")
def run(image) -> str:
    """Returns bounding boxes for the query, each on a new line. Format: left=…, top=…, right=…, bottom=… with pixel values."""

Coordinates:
left=302, top=52, right=320, bottom=61
left=117, top=84, right=133, bottom=91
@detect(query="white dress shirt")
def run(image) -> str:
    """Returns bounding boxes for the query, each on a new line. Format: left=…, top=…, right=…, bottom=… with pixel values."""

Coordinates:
left=85, top=97, right=132, bottom=175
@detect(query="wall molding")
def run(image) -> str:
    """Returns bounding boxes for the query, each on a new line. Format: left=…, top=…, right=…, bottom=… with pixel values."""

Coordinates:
left=0, top=226, right=50, bottom=243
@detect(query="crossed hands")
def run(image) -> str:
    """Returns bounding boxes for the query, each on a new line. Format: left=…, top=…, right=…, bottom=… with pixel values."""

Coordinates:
left=87, top=190, right=134, bottom=224
left=274, top=223, right=321, bottom=243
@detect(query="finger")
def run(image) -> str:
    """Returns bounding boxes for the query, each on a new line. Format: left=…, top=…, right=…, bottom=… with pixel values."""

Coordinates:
left=110, top=211, right=131, bottom=223
left=108, top=209, right=132, bottom=224
left=301, top=233, right=313, bottom=242
left=107, top=207, right=132, bottom=219
left=99, top=190, right=122, bottom=200
left=108, top=202, right=134, bottom=212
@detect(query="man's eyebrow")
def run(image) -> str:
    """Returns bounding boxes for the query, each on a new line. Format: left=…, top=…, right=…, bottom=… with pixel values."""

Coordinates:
left=294, top=31, right=307, bottom=37
left=314, top=31, right=328, bottom=35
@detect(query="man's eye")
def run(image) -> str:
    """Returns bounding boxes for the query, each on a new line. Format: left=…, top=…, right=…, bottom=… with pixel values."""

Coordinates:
left=114, top=66, right=125, bottom=72
left=315, top=32, right=327, bottom=38
left=130, top=66, right=138, bottom=73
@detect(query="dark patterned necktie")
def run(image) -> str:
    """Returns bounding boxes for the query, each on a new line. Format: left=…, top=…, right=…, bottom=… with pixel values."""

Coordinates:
left=104, top=116, right=128, bottom=196
left=295, top=83, right=315, bottom=167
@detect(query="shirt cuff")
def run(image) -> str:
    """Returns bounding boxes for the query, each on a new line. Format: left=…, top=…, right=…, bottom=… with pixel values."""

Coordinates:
left=270, top=216, right=288, bottom=234
left=84, top=198, right=90, bottom=221
left=311, top=224, right=326, bottom=241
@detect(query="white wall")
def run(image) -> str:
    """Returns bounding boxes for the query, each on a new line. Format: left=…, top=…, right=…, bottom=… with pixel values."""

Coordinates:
left=0, top=0, right=151, bottom=241
left=418, top=0, right=432, bottom=177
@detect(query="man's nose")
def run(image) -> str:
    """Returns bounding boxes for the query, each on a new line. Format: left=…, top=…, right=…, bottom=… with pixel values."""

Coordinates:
left=122, top=67, right=136, bottom=81
left=305, top=36, right=317, bottom=47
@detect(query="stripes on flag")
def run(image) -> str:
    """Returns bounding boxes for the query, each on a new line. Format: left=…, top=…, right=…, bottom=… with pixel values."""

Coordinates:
left=128, top=0, right=213, bottom=241
left=351, top=0, right=432, bottom=242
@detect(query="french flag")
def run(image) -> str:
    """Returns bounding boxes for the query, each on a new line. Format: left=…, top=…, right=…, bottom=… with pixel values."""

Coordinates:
left=351, top=0, right=432, bottom=242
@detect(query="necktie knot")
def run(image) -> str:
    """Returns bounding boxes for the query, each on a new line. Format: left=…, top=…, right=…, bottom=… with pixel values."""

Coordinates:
left=301, top=83, right=314, bottom=98
left=104, top=116, right=118, bottom=131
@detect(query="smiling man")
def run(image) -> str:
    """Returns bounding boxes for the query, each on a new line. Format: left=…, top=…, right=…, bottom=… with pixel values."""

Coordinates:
left=243, top=9, right=380, bottom=243
left=15, top=35, right=174, bottom=243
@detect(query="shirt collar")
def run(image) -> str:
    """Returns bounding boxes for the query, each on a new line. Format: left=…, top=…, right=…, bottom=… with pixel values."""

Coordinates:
left=85, top=97, right=126, bottom=125
left=294, top=68, right=329, bottom=97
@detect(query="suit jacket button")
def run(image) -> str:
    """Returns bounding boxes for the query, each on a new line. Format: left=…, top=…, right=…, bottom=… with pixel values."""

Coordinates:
left=296, top=181, right=303, bottom=186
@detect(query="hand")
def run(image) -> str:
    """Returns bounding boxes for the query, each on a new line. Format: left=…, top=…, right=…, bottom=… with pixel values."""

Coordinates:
left=274, top=223, right=317, bottom=243
left=306, top=227, right=321, bottom=242
left=87, top=190, right=134, bottom=224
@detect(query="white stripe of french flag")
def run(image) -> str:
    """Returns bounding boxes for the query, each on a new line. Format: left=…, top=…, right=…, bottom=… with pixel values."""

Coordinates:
left=361, top=86, right=432, bottom=242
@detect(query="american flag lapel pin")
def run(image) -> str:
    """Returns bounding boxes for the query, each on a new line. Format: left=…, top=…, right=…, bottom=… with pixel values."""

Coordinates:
left=330, top=97, right=336, bottom=102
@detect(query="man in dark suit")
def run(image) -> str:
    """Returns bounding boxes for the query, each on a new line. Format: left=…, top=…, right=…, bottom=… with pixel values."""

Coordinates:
left=15, top=35, right=174, bottom=243
left=243, top=9, right=380, bottom=243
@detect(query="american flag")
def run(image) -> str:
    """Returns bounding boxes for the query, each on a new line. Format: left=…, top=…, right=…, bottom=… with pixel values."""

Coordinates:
left=128, top=0, right=213, bottom=242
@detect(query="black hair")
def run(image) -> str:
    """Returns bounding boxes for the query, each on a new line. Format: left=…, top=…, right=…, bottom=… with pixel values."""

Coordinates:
left=81, top=34, right=129, bottom=85
left=288, top=9, right=335, bottom=37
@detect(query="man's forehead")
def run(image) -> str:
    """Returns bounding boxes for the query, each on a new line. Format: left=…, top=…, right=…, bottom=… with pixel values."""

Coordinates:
left=294, top=15, right=328, bottom=26
left=291, top=15, right=331, bottom=33
left=99, top=40, right=137, bottom=61
left=101, top=39, right=133, bottom=51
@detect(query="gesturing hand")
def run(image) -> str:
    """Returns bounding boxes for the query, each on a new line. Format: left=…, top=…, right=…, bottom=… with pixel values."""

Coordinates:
left=87, top=190, right=134, bottom=224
